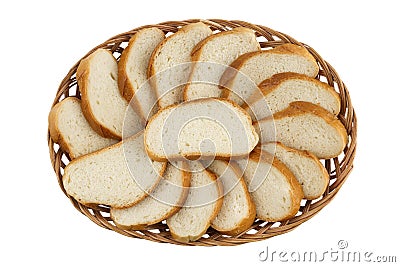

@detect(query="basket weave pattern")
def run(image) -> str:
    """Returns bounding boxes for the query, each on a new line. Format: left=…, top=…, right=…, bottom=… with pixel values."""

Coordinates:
left=48, top=19, right=357, bottom=246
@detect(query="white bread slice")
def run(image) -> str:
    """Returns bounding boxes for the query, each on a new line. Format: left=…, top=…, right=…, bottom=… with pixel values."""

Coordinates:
left=118, top=28, right=165, bottom=121
left=220, top=44, right=319, bottom=106
left=183, top=27, right=260, bottom=101
left=148, top=22, right=212, bottom=108
left=245, top=72, right=340, bottom=121
left=144, top=98, right=259, bottom=161
left=63, top=131, right=167, bottom=208
left=48, top=97, right=117, bottom=159
left=77, top=48, right=143, bottom=139
left=254, top=101, right=348, bottom=159
left=262, top=142, right=329, bottom=200
left=110, top=162, right=190, bottom=230
left=207, top=160, right=256, bottom=235
left=166, top=161, right=223, bottom=242
left=236, top=148, right=303, bottom=221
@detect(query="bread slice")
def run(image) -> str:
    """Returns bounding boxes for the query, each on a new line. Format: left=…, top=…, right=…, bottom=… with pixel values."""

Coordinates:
left=166, top=161, right=223, bottom=242
left=183, top=27, right=260, bottom=101
left=262, top=142, right=329, bottom=199
left=245, top=72, right=340, bottom=121
left=220, top=44, right=319, bottom=106
left=48, top=97, right=117, bottom=159
left=236, top=148, right=303, bottom=221
left=243, top=72, right=340, bottom=121
left=63, top=131, right=167, bottom=208
left=77, top=48, right=143, bottom=139
left=254, top=101, right=348, bottom=159
left=207, top=160, right=256, bottom=235
left=144, top=98, right=259, bottom=161
left=110, top=162, right=190, bottom=230
left=118, top=28, right=165, bottom=121
left=148, top=22, right=212, bottom=108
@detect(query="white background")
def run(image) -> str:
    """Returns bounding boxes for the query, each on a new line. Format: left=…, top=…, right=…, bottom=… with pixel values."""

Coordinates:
left=1, top=0, right=398, bottom=266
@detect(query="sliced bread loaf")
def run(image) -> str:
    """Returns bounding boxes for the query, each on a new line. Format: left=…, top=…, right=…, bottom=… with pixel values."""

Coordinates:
left=262, top=142, right=329, bottom=199
left=207, top=160, right=256, bottom=235
left=77, top=48, right=143, bottom=139
left=48, top=97, right=117, bottom=159
left=144, top=98, right=259, bottom=161
left=183, top=27, right=260, bottom=101
left=166, top=161, right=223, bottom=242
left=148, top=22, right=212, bottom=108
left=110, top=162, right=190, bottom=230
left=245, top=72, right=340, bottom=121
left=220, top=44, right=319, bottom=106
left=254, top=101, right=348, bottom=159
left=118, top=27, right=165, bottom=120
left=236, top=148, right=303, bottom=222
left=63, top=131, right=167, bottom=208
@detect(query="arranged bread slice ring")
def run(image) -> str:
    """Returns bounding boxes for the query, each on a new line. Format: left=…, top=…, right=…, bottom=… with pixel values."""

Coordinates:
left=148, top=22, right=212, bottom=108
left=262, top=142, right=329, bottom=200
left=110, top=162, right=190, bottom=230
left=254, top=101, right=348, bottom=159
left=118, top=27, right=165, bottom=121
left=245, top=72, right=341, bottom=121
left=220, top=44, right=320, bottom=106
left=77, top=48, right=144, bottom=139
left=183, top=27, right=260, bottom=101
left=166, top=161, right=223, bottom=242
left=144, top=98, right=259, bottom=161
left=236, top=148, right=303, bottom=222
left=63, top=131, right=167, bottom=208
left=53, top=25, right=352, bottom=241
left=48, top=97, right=117, bottom=159
left=207, top=160, right=256, bottom=236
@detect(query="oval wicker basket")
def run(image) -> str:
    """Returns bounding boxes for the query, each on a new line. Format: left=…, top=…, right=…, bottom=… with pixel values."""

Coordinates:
left=48, top=19, right=357, bottom=246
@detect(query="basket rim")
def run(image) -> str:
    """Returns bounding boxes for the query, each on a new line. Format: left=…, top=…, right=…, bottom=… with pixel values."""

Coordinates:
left=48, top=18, right=357, bottom=246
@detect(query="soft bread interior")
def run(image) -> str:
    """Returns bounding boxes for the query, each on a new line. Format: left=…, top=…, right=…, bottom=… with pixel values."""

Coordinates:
left=49, top=97, right=117, bottom=159
left=222, top=44, right=319, bottom=106
left=63, top=132, right=166, bottom=208
left=184, top=27, right=260, bottom=101
left=149, top=23, right=212, bottom=108
left=78, top=49, right=143, bottom=139
left=166, top=161, right=222, bottom=242
left=262, top=142, right=329, bottom=199
left=236, top=152, right=302, bottom=221
left=255, top=102, right=347, bottom=159
left=246, top=73, right=340, bottom=121
left=144, top=98, right=259, bottom=160
left=110, top=162, right=189, bottom=229
left=207, top=160, right=255, bottom=234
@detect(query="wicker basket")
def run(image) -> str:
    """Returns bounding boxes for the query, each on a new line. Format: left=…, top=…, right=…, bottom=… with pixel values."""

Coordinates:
left=48, top=19, right=357, bottom=246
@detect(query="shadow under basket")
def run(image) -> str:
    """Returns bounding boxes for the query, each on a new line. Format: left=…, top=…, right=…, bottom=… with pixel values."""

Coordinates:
left=48, top=19, right=357, bottom=246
